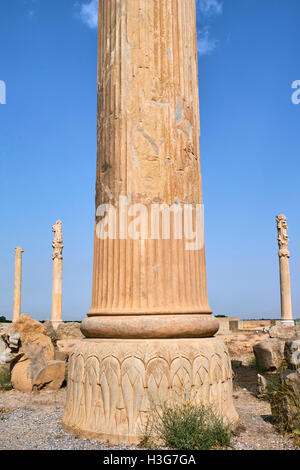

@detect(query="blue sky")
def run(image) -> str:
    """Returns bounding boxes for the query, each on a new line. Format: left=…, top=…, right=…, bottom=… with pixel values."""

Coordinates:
left=0, top=0, right=299, bottom=321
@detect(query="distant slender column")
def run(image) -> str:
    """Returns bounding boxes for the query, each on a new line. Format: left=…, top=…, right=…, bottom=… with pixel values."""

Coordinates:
left=276, top=214, right=294, bottom=324
left=13, top=247, right=24, bottom=322
left=51, top=221, right=63, bottom=329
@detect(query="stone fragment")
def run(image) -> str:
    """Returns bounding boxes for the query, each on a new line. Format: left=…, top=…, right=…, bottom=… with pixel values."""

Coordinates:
left=32, top=360, right=66, bottom=391
left=56, top=323, right=84, bottom=340
left=11, top=360, right=32, bottom=392
left=54, top=350, right=68, bottom=362
left=43, top=320, right=57, bottom=344
left=257, top=374, right=268, bottom=398
left=56, top=339, right=81, bottom=357
left=253, top=338, right=285, bottom=372
left=269, top=325, right=300, bottom=340
left=12, top=314, right=54, bottom=363
left=0, top=335, right=6, bottom=356
left=283, top=369, right=300, bottom=392
left=284, top=340, right=300, bottom=370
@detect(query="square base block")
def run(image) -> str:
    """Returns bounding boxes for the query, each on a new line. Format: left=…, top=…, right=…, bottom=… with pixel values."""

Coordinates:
left=63, top=337, right=239, bottom=445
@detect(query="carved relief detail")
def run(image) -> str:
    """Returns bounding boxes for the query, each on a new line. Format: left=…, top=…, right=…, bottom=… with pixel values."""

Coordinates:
left=276, top=214, right=290, bottom=258
left=63, top=339, right=238, bottom=444
left=52, top=220, right=63, bottom=260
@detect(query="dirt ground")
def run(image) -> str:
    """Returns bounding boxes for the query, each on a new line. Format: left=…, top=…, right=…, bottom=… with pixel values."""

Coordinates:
left=0, top=331, right=298, bottom=450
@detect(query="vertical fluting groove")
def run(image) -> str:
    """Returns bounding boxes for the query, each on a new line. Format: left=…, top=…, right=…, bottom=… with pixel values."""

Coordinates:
left=90, top=0, right=211, bottom=315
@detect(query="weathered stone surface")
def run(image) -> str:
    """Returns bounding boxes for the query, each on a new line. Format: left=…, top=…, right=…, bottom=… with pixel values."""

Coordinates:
left=51, top=221, right=63, bottom=329
left=11, top=360, right=32, bottom=392
left=86, top=0, right=212, bottom=322
left=63, top=0, right=238, bottom=444
left=82, top=315, right=219, bottom=339
left=276, top=215, right=293, bottom=323
left=56, top=323, right=84, bottom=340
left=283, top=369, right=300, bottom=391
left=284, top=340, right=300, bottom=370
left=13, top=247, right=24, bottom=323
left=54, top=350, right=68, bottom=362
left=43, top=320, right=57, bottom=344
left=7, top=315, right=56, bottom=392
left=56, top=339, right=81, bottom=356
left=257, top=374, right=268, bottom=398
left=0, top=335, right=6, bottom=356
left=11, top=357, right=66, bottom=393
left=63, top=338, right=238, bottom=445
left=253, top=339, right=285, bottom=372
left=33, top=360, right=65, bottom=391
left=12, top=314, right=54, bottom=363
left=269, top=325, right=300, bottom=340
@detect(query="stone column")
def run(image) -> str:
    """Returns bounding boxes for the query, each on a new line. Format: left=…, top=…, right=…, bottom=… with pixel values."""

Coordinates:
left=51, top=221, right=63, bottom=329
left=276, top=214, right=294, bottom=325
left=13, top=247, right=24, bottom=323
left=63, top=0, right=238, bottom=444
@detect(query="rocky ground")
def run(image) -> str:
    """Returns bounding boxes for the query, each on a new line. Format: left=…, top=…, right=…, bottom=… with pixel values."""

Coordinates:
left=231, top=363, right=297, bottom=450
left=0, top=363, right=298, bottom=451
left=0, top=328, right=299, bottom=451
left=0, top=389, right=138, bottom=450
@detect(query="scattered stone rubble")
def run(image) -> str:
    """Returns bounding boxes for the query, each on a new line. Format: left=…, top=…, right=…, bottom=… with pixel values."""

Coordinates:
left=0, top=315, right=82, bottom=393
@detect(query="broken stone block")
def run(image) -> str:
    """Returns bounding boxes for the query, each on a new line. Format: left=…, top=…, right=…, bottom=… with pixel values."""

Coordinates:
left=32, top=360, right=66, bottom=391
left=253, top=338, right=285, bottom=372
left=257, top=374, right=268, bottom=398
left=269, top=325, right=300, bottom=340
left=55, top=322, right=84, bottom=340
left=284, top=340, right=300, bottom=370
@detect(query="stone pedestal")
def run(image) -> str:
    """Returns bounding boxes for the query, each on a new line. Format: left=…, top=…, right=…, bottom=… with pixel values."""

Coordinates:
left=13, top=247, right=24, bottom=323
left=63, top=337, right=238, bottom=445
left=276, top=215, right=294, bottom=325
left=63, top=0, right=238, bottom=442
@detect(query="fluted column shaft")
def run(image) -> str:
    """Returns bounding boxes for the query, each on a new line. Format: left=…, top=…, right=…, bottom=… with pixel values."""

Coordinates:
left=13, top=247, right=24, bottom=323
left=88, top=0, right=212, bottom=323
left=276, top=214, right=294, bottom=325
left=279, top=256, right=293, bottom=322
left=51, top=221, right=63, bottom=329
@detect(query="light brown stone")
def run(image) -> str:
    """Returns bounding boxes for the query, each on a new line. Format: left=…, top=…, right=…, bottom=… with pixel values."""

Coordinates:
left=253, top=338, right=285, bottom=372
left=13, top=247, right=24, bottom=323
left=269, top=325, right=300, bottom=340
left=12, top=314, right=54, bottom=363
left=57, top=339, right=82, bottom=357
left=11, top=360, right=32, bottom=392
left=81, top=315, right=218, bottom=339
left=276, top=215, right=294, bottom=324
left=284, top=340, right=300, bottom=370
left=33, top=360, right=65, bottom=391
left=51, top=221, right=63, bottom=329
left=63, top=0, right=238, bottom=443
left=87, top=0, right=212, bottom=324
left=9, top=315, right=56, bottom=391
left=63, top=338, right=238, bottom=445
left=56, top=322, right=84, bottom=340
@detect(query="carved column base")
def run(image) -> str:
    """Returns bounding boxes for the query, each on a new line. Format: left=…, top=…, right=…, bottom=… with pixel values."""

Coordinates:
left=62, top=338, right=238, bottom=445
